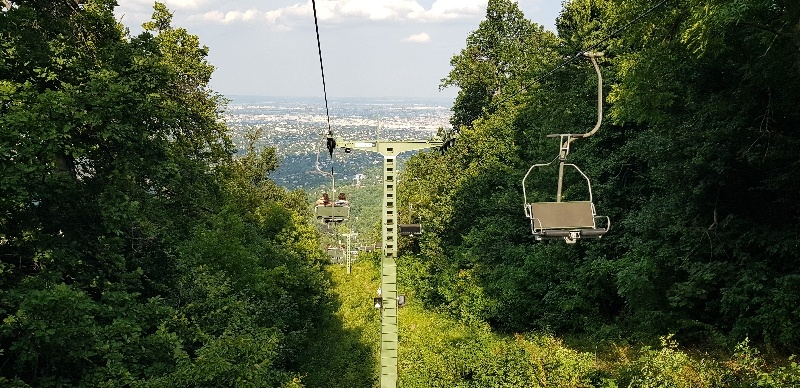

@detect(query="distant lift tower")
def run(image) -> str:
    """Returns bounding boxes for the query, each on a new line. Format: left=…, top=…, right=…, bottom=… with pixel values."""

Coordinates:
left=329, top=136, right=442, bottom=388
left=341, top=229, right=357, bottom=274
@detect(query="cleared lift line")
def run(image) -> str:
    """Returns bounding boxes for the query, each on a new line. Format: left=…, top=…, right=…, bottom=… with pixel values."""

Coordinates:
left=309, top=1, right=443, bottom=386
left=326, top=137, right=442, bottom=387
left=308, top=0, right=671, bottom=383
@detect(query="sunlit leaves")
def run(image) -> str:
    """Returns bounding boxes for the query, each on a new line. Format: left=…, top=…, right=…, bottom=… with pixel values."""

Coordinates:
left=441, top=0, right=558, bottom=129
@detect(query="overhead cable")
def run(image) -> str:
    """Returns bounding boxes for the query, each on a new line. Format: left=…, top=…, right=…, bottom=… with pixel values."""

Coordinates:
left=311, top=0, right=332, bottom=136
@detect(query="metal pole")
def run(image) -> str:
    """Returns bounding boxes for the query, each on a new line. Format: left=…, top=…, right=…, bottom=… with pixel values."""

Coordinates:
left=346, top=228, right=353, bottom=274
left=556, top=161, right=565, bottom=202
left=579, top=51, right=604, bottom=139
left=556, top=134, right=570, bottom=202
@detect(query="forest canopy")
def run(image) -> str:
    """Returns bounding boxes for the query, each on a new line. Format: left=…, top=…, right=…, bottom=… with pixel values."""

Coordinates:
left=2, top=0, right=800, bottom=386
left=403, top=0, right=800, bottom=348
left=0, top=1, right=329, bottom=385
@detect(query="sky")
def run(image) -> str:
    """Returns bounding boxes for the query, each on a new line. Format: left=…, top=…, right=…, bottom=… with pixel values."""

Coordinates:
left=114, top=1, right=562, bottom=99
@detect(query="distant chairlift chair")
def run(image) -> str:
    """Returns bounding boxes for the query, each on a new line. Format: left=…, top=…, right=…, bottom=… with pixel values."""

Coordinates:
left=398, top=223, right=423, bottom=237
left=327, top=246, right=345, bottom=264
left=399, top=203, right=423, bottom=237
left=315, top=204, right=350, bottom=223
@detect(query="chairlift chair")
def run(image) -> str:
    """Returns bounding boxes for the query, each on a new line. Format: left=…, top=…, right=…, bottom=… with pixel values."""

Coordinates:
left=399, top=203, right=423, bottom=237
left=522, top=157, right=609, bottom=243
left=315, top=204, right=350, bottom=223
left=312, top=145, right=349, bottom=223
left=327, top=246, right=345, bottom=263
left=398, top=223, right=423, bottom=237
left=521, top=51, right=610, bottom=244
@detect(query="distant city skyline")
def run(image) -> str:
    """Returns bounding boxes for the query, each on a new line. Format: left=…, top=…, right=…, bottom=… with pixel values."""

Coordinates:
left=223, top=96, right=453, bottom=189
left=114, top=1, right=562, bottom=99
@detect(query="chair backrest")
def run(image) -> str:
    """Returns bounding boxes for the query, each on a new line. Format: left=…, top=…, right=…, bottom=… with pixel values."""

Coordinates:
left=315, top=205, right=350, bottom=219
left=529, top=201, right=596, bottom=229
left=398, top=224, right=422, bottom=236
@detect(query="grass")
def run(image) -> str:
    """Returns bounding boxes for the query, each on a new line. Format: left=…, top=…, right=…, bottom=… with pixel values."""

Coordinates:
left=301, top=258, right=800, bottom=387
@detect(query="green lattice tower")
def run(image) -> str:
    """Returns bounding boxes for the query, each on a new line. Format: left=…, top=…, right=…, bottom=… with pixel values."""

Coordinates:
left=331, top=138, right=442, bottom=388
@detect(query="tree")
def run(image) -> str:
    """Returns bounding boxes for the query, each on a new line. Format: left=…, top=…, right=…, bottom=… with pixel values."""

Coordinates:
left=0, top=1, right=207, bottom=383
left=440, top=0, right=558, bottom=129
left=408, top=0, right=800, bottom=348
left=604, top=0, right=800, bottom=345
left=0, top=1, right=329, bottom=385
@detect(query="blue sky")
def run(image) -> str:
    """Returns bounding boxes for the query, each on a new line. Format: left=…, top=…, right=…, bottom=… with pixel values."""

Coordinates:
left=114, top=1, right=562, bottom=99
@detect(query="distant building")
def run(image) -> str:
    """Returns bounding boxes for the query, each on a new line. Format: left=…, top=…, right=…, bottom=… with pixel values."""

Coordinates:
left=354, top=174, right=366, bottom=187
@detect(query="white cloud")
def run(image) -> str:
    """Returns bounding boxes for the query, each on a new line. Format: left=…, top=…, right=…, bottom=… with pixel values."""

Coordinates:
left=333, top=0, right=425, bottom=21
left=402, top=32, right=430, bottom=43
left=194, top=9, right=263, bottom=23
left=420, top=0, right=485, bottom=21
left=115, top=0, right=211, bottom=28
left=161, top=0, right=209, bottom=10
left=186, top=0, right=485, bottom=27
left=116, top=0, right=157, bottom=9
left=188, top=2, right=307, bottom=27
left=315, top=0, right=485, bottom=22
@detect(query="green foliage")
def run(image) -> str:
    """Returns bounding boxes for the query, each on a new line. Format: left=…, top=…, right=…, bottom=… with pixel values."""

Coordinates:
left=402, top=0, right=800, bottom=352
left=2, top=283, right=178, bottom=386
left=600, top=0, right=800, bottom=345
left=440, top=0, right=559, bottom=129
left=0, top=1, right=328, bottom=385
left=331, top=260, right=800, bottom=387
left=624, top=335, right=724, bottom=387
left=591, top=337, right=800, bottom=388
left=298, top=260, right=380, bottom=387
left=722, top=339, right=800, bottom=388
left=399, top=302, right=598, bottom=387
